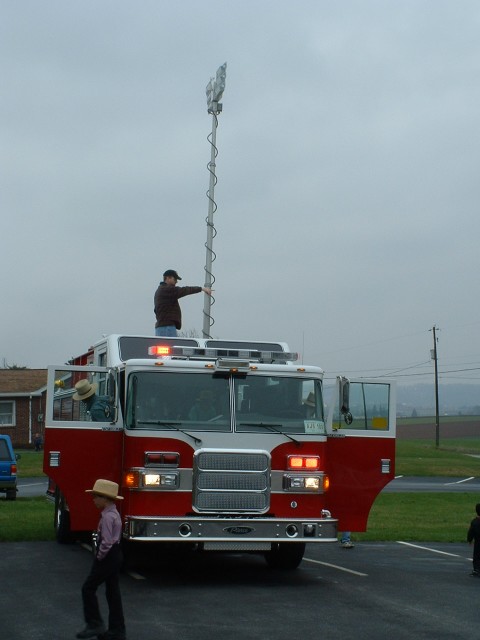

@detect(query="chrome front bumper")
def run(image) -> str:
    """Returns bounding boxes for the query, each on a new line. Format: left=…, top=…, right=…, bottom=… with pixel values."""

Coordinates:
left=124, top=515, right=338, bottom=543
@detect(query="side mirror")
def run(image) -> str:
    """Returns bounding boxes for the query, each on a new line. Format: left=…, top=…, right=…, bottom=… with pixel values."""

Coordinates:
left=15, top=453, right=21, bottom=460
left=338, top=376, right=353, bottom=425
left=107, top=369, right=118, bottom=423
left=339, top=376, right=349, bottom=413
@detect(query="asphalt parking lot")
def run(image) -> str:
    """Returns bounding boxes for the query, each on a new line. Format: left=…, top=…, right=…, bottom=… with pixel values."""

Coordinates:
left=4, top=539, right=478, bottom=640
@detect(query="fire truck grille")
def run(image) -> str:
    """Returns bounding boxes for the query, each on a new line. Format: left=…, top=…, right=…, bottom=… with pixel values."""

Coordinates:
left=193, top=451, right=271, bottom=513
left=197, top=472, right=267, bottom=491
left=196, top=492, right=268, bottom=511
left=196, top=451, right=267, bottom=471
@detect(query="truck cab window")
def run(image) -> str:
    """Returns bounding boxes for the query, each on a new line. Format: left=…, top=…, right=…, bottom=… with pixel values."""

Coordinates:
left=126, top=371, right=231, bottom=432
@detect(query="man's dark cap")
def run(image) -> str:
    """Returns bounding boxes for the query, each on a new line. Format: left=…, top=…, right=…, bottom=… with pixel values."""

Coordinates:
left=163, top=269, right=182, bottom=281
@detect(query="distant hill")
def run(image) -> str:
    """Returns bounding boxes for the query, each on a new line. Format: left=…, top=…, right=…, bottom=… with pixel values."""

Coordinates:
left=397, top=383, right=480, bottom=417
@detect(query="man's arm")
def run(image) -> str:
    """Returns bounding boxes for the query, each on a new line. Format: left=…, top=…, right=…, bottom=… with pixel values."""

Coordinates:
left=175, top=286, right=213, bottom=299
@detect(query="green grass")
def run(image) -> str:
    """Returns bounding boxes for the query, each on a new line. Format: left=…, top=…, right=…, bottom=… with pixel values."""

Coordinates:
left=16, top=449, right=45, bottom=477
left=357, top=493, right=474, bottom=542
left=0, top=497, right=54, bottom=542
left=396, top=438, right=480, bottom=476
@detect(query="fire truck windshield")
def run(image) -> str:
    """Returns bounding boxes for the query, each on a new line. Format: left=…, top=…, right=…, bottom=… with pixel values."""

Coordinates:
left=125, top=372, right=324, bottom=435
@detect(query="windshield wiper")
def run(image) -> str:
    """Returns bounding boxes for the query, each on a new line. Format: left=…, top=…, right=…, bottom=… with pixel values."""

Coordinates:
left=136, top=420, right=202, bottom=445
left=239, top=422, right=300, bottom=446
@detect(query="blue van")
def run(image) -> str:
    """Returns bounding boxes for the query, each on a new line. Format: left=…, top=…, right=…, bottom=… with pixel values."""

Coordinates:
left=0, top=435, right=20, bottom=500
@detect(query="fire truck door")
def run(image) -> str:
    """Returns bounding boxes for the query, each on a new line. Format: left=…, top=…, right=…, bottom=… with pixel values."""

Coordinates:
left=324, top=377, right=396, bottom=533
left=44, top=365, right=123, bottom=532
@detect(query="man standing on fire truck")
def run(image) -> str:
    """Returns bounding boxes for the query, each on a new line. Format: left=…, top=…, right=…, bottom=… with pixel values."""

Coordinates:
left=154, top=269, right=212, bottom=336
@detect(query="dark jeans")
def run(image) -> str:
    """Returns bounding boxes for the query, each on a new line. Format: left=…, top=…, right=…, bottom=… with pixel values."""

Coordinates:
left=473, top=547, right=480, bottom=573
left=81, top=545, right=125, bottom=633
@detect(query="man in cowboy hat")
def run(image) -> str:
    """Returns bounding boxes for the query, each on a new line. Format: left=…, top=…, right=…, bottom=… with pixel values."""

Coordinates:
left=77, top=479, right=126, bottom=640
left=73, top=379, right=112, bottom=422
left=303, top=391, right=318, bottom=418
left=154, top=268, right=213, bottom=337
left=188, top=389, right=217, bottom=421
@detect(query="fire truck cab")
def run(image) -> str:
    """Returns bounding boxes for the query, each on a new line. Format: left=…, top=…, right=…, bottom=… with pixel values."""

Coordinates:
left=44, top=334, right=395, bottom=569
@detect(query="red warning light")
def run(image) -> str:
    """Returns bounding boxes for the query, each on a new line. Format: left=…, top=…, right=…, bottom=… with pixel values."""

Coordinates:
left=287, top=455, right=320, bottom=471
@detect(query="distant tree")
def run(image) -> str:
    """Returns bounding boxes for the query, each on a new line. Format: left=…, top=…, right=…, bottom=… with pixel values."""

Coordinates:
left=411, top=408, right=418, bottom=418
left=178, top=329, right=201, bottom=338
left=1, top=358, right=28, bottom=369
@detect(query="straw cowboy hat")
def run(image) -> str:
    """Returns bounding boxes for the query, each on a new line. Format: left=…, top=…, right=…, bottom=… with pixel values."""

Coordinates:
left=72, top=379, right=97, bottom=401
left=304, top=392, right=315, bottom=408
left=86, top=479, right=124, bottom=500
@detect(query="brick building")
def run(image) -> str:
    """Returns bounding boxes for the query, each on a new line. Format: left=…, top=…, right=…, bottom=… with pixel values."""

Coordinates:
left=0, top=370, right=48, bottom=447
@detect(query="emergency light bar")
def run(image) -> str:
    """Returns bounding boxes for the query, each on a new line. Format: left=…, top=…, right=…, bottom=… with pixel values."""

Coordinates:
left=147, top=345, right=298, bottom=364
left=148, top=346, right=171, bottom=356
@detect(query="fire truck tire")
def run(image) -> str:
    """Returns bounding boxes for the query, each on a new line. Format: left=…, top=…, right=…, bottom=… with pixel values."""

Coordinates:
left=54, top=490, right=72, bottom=544
left=264, top=542, right=306, bottom=570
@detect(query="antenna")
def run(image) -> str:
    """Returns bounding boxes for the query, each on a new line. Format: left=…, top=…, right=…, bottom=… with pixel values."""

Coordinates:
left=203, top=63, right=227, bottom=339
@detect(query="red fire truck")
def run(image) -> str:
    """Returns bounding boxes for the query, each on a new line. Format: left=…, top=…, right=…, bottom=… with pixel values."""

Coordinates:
left=43, top=334, right=395, bottom=569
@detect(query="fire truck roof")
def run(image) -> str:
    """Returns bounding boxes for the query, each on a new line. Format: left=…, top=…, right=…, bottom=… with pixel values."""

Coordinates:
left=96, top=335, right=292, bottom=363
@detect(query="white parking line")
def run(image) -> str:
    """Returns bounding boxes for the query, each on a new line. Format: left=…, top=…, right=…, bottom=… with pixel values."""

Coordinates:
left=127, top=571, right=147, bottom=580
left=18, top=482, right=46, bottom=487
left=303, top=557, right=368, bottom=576
left=444, top=477, right=475, bottom=485
left=397, top=541, right=470, bottom=560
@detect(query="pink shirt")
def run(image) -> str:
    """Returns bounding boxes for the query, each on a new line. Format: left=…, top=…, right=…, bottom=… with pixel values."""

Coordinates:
left=97, top=503, right=122, bottom=560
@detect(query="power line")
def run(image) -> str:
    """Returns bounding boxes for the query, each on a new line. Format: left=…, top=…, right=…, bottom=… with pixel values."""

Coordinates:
left=318, top=328, right=430, bottom=357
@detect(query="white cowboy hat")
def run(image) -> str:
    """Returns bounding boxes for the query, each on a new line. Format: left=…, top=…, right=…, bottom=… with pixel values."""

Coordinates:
left=86, top=479, right=124, bottom=500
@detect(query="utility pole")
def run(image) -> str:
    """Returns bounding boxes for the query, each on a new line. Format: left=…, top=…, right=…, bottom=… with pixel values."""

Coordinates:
left=429, top=325, right=440, bottom=447
left=202, top=63, right=227, bottom=338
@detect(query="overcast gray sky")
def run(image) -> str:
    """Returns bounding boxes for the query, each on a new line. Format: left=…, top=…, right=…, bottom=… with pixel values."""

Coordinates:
left=2, top=1, right=480, bottom=387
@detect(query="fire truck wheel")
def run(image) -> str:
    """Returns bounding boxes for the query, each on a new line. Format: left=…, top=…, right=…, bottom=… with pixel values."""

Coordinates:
left=54, top=489, right=72, bottom=544
left=264, top=542, right=306, bottom=570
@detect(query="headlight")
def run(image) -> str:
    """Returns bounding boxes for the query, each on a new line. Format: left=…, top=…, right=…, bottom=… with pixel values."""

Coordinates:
left=144, top=472, right=178, bottom=488
left=123, top=470, right=179, bottom=489
left=304, top=477, right=320, bottom=490
left=283, top=474, right=324, bottom=492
